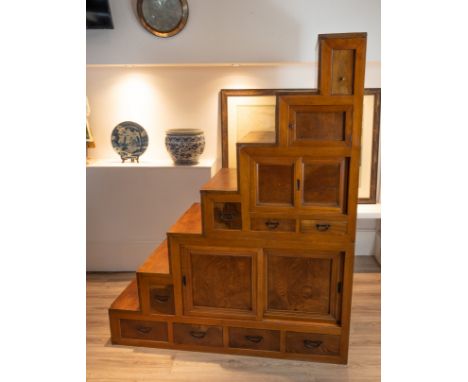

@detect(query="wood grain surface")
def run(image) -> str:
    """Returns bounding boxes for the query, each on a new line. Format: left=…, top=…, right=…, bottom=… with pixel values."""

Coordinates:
left=88, top=272, right=380, bottom=381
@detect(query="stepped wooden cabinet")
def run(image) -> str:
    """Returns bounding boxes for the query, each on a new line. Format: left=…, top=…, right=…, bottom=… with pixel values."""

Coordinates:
left=109, top=33, right=367, bottom=364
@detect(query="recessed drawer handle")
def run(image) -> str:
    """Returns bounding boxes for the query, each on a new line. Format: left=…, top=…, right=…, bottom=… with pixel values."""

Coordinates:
left=303, top=339, right=322, bottom=349
left=153, top=294, right=169, bottom=303
left=265, top=220, right=279, bottom=229
left=245, top=335, right=263, bottom=343
left=219, top=211, right=235, bottom=222
left=190, top=331, right=207, bottom=339
left=315, top=224, right=331, bottom=232
left=136, top=326, right=152, bottom=334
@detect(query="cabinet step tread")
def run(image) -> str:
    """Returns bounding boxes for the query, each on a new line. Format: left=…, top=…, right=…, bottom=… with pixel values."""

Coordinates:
left=200, top=169, right=238, bottom=192
left=138, top=240, right=170, bottom=275
left=109, top=279, right=140, bottom=312
left=167, top=203, right=202, bottom=235
left=237, top=131, right=276, bottom=145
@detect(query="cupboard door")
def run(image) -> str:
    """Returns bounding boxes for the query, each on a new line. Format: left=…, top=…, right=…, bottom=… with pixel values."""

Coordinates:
left=300, top=158, right=349, bottom=213
left=181, top=247, right=257, bottom=318
left=251, top=157, right=296, bottom=208
left=283, top=102, right=353, bottom=147
left=265, top=249, right=343, bottom=323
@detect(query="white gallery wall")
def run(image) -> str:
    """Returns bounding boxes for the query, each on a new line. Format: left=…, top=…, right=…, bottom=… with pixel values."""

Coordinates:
left=86, top=0, right=381, bottom=271
left=87, top=0, right=381, bottom=65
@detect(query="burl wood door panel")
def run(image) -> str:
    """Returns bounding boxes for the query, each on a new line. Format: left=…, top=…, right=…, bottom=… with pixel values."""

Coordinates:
left=285, top=104, right=353, bottom=147
left=181, top=247, right=257, bottom=318
left=301, top=158, right=349, bottom=213
left=331, top=49, right=355, bottom=95
left=251, top=157, right=296, bottom=208
left=265, top=249, right=343, bottom=322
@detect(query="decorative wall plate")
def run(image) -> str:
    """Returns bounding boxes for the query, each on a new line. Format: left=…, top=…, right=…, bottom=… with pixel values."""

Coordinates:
left=137, top=0, right=189, bottom=38
left=111, top=121, right=149, bottom=163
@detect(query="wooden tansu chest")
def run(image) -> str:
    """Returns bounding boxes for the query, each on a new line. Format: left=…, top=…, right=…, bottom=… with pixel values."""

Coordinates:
left=109, top=33, right=367, bottom=364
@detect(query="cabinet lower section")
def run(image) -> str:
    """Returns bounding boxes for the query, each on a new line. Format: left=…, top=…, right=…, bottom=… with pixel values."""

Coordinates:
left=109, top=310, right=348, bottom=363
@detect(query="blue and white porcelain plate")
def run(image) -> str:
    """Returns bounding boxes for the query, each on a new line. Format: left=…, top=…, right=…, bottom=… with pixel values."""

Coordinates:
left=111, top=121, right=149, bottom=162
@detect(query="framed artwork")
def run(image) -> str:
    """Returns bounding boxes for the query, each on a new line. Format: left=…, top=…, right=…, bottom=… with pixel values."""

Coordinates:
left=220, top=88, right=381, bottom=204
left=86, top=97, right=94, bottom=144
left=86, top=119, right=94, bottom=143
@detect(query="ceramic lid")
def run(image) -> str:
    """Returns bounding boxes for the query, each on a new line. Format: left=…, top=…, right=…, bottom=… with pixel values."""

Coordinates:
left=166, top=129, right=203, bottom=135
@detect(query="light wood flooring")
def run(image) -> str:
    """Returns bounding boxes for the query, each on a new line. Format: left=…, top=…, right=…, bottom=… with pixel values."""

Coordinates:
left=87, top=272, right=380, bottom=382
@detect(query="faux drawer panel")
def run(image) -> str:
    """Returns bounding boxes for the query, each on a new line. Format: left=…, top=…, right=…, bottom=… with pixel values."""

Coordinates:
left=149, top=285, right=175, bottom=315
left=286, top=332, right=340, bottom=356
left=173, top=323, right=223, bottom=347
left=300, top=220, right=347, bottom=235
left=251, top=217, right=296, bottom=232
left=229, top=327, right=280, bottom=352
left=120, top=319, right=168, bottom=342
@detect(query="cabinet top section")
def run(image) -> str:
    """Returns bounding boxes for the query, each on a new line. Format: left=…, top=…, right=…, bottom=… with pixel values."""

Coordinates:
left=319, top=32, right=367, bottom=39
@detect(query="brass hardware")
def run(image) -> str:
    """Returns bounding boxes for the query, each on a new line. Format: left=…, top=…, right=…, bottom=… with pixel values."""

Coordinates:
left=265, top=220, right=280, bottom=229
left=190, top=331, right=206, bottom=339
left=245, top=335, right=263, bottom=343
left=153, top=294, right=169, bottom=303
left=303, top=339, right=322, bottom=349
left=219, top=211, right=235, bottom=222
left=316, top=223, right=331, bottom=232
left=337, top=281, right=342, bottom=293
left=136, top=326, right=152, bottom=334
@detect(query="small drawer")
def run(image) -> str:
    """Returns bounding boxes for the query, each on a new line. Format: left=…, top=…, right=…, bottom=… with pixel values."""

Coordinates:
left=285, top=332, right=340, bottom=356
left=300, top=220, right=347, bottom=235
left=173, top=323, right=223, bottom=347
left=229, top=327, right=280, bottom=351
left=120, top=319, right=168, bottom=342
left=149, top=285, right=175, bottom=315
left=213, top=202, right=242, bottom=230
left=251, top=217, right=296, bottom=232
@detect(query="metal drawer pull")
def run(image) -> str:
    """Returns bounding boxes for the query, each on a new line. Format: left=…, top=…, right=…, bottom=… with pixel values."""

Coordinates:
left=303, top=339, right=322, bottom=349
left=219, top=211, right=235, bottom=222
left=265, top=220, right=279, bottom=229
left=245, top=335, right=263, bottom=343
left=190, top=331, right=207, bottom=339
left=153, top=294, right=169, bottom=303
left=316, top=224, right=331, bottom=232
left=136, top=326, right=152, bottom=334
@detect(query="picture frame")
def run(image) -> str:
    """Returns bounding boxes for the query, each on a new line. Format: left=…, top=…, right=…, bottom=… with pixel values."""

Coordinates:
left=220, top=88, right=381, bottom=204
left=86, top=119, right=94, bottom=143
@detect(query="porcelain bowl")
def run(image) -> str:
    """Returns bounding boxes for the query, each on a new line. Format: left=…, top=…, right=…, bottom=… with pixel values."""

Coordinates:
left=165, top=129, right=205, bottom=165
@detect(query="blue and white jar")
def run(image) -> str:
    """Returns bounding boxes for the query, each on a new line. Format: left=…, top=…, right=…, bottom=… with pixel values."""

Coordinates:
left=165, top=129, right=205, bottom=165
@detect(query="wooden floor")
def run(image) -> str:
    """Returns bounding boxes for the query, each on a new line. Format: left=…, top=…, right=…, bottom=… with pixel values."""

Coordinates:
left=87, top=272, right=380, bottom=382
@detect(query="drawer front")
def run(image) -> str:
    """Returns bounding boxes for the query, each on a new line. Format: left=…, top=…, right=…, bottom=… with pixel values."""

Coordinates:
left=229, top=327, right=280, bottom=351
left=251, top=217, right=296, bottom=232
left=149, top=285, right=175, bottom=315
left=173, top=323, right=223, bottom=347
left=286, top=332, right=340, bottom=356
left=300, top=220, right=347, bottom=235
left=213, top=202, right=242, bottom=230
left=120, top=319, right=168, bottom=342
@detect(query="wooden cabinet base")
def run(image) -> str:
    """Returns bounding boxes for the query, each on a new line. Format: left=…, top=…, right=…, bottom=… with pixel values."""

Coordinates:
left=110, top=311, right=346, bottom=364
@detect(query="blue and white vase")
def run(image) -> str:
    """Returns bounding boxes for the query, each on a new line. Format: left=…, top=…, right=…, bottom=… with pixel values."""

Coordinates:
left=165, top=129, right=205, bottom=165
